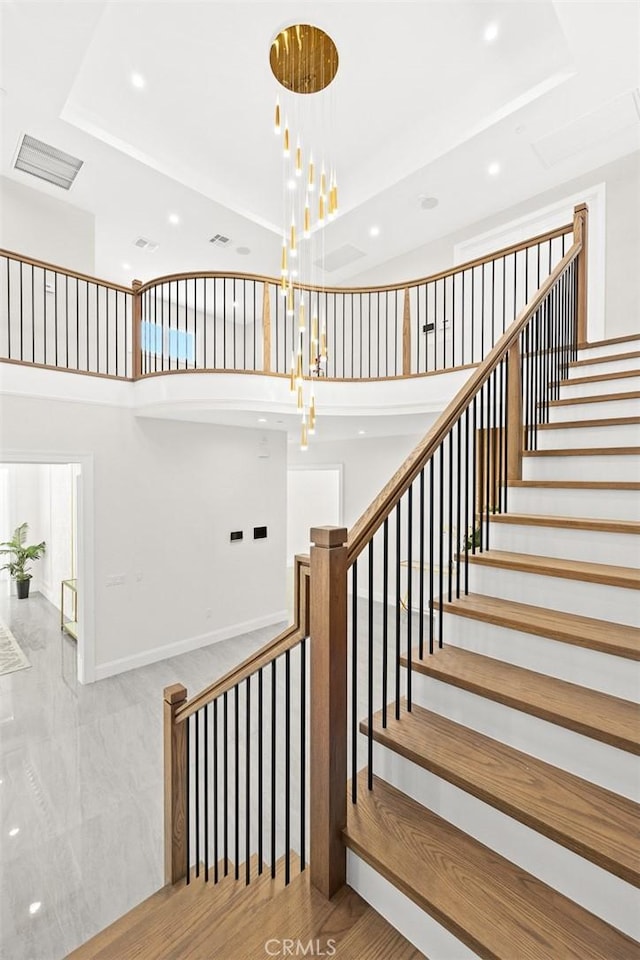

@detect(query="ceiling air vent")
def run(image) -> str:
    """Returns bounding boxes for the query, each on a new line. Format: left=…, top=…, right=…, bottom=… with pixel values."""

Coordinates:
left=133, top=237, right=159, bottom=252
left=209, top=234, right=231, bottom=246
left=14, top=134, right=83, bottom=190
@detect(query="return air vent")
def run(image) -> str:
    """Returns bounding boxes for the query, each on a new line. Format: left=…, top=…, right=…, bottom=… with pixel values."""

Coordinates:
left=133, top=237, right=159, bottom=252
left=209, top=234, right=231, bottom=246
left=14, top=134, right=83, bottom=190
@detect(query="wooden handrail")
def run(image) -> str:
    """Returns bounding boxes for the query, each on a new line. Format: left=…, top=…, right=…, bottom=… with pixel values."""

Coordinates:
left=346, top=241, right=582, bottom=566
left=134, top=222, right=573, bottom=297
left=174, top=555, right=310, bottom=723
left=0, top=248, right=133, bottom=294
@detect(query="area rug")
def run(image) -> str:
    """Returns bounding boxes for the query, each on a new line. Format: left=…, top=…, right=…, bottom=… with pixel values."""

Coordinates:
left=0, top=621, right=31, bottom=676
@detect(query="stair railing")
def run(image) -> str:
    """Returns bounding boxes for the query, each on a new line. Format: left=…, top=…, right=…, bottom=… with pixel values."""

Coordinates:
left=310, top=203, right=588, bottom=897
left=161, top=205, right=588, bottom=901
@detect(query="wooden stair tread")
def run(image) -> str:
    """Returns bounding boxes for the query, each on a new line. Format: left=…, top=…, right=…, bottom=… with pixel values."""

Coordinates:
left=579, top=333, right=640, bottom=349
left=523, top=446, right=640, bottom=456
left=344, top=772, right=640, bottom=960
left=570, top=349, right=640, bottom=368
left=539, top=415, right=640, bottom=429
left=73, top=857, right=295, bottom=960
left=490, top=512, right=640, bottom=535
left=548, top=390, right=640, bottom=406
left=336, top=908, right=426, bottom=958
left=558, top=368, right=640, bottom=386
left=361, top=701, right=640, bottom=885
left=403, top=646, right=640, bottom=753
left=440, top=592, right=640, bottom=659
left=510, top=479, right=640, bottom=489
left=466, top=549, right=640, bottom=589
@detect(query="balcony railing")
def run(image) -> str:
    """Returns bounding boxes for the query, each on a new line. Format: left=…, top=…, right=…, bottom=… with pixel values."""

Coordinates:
left=0, top=222, right=573, bottom=384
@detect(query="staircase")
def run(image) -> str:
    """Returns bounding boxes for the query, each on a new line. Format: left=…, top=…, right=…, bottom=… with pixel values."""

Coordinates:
left=343, top=333, right=640, bottom=958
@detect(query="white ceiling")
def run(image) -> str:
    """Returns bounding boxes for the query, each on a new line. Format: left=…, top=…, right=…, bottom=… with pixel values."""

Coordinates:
left=1, top=1, right=639, bottom=290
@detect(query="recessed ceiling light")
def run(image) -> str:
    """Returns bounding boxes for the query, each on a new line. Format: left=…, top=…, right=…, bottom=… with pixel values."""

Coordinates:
left=29, top=902, right=42, bottom=916
left=168, top=213, right=180, bottom=226
left=488, top=161, right=501, bottom=177
left=258, top=418, right=267, bottom=423
left=369, top=226, right=380, bottom=238
left=9, top=827, right=19, bottom=837
left=287, top=179, right=297, bottom=191
left=358, top=429, right=366, bottom=435
left=484, top=22, right=499, bottom=43
left=122, top=262, right=131, bottom=270
left=291, top=269, right=298, bottom=278
left=236, top=246, right=251, bottom=255
left=130, top=72, right=146, bottom=90
left=418, top=195, right=439, bottom=210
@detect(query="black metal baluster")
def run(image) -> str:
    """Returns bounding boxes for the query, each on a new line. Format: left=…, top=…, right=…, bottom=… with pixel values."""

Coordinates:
left=481, top=264, right=485, bottom=360
left=214, top=697, right=219, bottom=883
left=419, top=468, right=425, bottom=659
left=285, top=649, right=291, bottom=885
left=429, top=458, right=434, bottom=654
left=202, top=705, right=209, bottom=881
left=443, top=275, right=447, bottom=369
left=439, top=444, right=444, bottom=646
left=32, top=267, right=35, bottom=363
left=461, top=271, right=465, bottom=367
left=406, top=485, right=413, bottom=711
left=502, top=256, right=506, bottom=333
left=258, top=668, right=263, bottom=874
left=185, top=716, right=191, bottom=884
left=448, top=432, right=453, bottom=602
left=452, top=271, right=456, bottom=368
left=472, top=396, right=478, bottom=555
left=65, top=274, right=69, bottom=368
left=234, top=684, right=239, bottom=880
left=271, top=659, right=277, bottom=877
left=6, top=258, right=11, bottom=359
left=382, top=518, right=389, bottom=725
left=245, top=676, right=251, bottom=885
left=456, top=419, right=462, bottom=598
left=471, top=268, right=475, bottom=364
left=54, top=271, right=58, bottom=367
left=352, top=560, right=358, bottom=803
left=395, top=502, right=402, bottom=715
left=300, top=638, right=306, bottom=871
left=485, top=376, right=492, bottom=547
left=464, top=407, right=470, bottom=594
left=195, top=707, right=200, bottom=878
left=368, top=538, right=374, bottom=787
left=223, top=691, right=229, bottom=876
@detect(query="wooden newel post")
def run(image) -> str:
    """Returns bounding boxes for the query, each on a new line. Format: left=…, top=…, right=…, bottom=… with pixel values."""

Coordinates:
left=132, top=279, right=142, bottom=380
left=402, top=288, right=411, bottom=376
left=309, top=526, right=348, bottom=900
left=262, top=281, right=272, bottom=373
left=506, top=341, right=523, bottom=483
left=573, top=203, right=589, bottom=346
left=164, top=683, right=188, bottom=885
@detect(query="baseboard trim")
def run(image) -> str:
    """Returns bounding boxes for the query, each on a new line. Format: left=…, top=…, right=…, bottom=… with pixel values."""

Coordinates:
left=93, top=609, right=289, bottom=681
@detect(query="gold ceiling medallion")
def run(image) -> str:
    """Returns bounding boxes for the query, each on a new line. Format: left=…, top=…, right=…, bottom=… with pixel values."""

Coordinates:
left=270, top=24, right=339, bottom=94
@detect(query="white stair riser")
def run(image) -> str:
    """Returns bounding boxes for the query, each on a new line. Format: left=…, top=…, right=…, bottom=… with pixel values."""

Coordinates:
left=441, top=610, right=640, bottom=701
left=466, top=564, right=639, bottom=626
left=346, top=851, right=478, bottom=960
left=578, top=341, right=640, bottom=361
left=569, top=356, right=640, bottom=378
left=370, top=741, right=639, bottom=940
left=489, top=522, right=640, bottom=567
left=507, top=485, right=640, bottom=520
left=522, top=454, right=640, bottom=482
left=537, top=423, right=640, bottom=449
left=559, top=375, right=640, bottom=400
left=548, top=397, right=640, bottom=421
left=409, top=672, right=638, bottom=800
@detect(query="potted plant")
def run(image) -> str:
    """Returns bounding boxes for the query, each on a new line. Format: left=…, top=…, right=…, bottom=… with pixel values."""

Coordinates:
left=0, top=522, right=46, bottom=599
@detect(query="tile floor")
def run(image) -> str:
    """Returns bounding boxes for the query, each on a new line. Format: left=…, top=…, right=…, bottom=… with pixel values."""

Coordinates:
left=0, top=592, right=284, bottom=960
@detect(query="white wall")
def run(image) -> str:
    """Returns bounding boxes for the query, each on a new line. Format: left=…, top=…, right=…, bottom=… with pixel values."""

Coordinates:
left=0, top=396, right=288, bottom=679
left=350, top=152, right=640, bottom=340
left=286, top=466, right=341, bottom=564
left=288, top=432, right=427, bottom=536
left=0, top=175, right=96, bottom=275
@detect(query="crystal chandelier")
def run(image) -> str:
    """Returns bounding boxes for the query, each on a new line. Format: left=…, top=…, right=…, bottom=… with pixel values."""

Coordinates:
left=270, top=23, right=339, bottom=449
